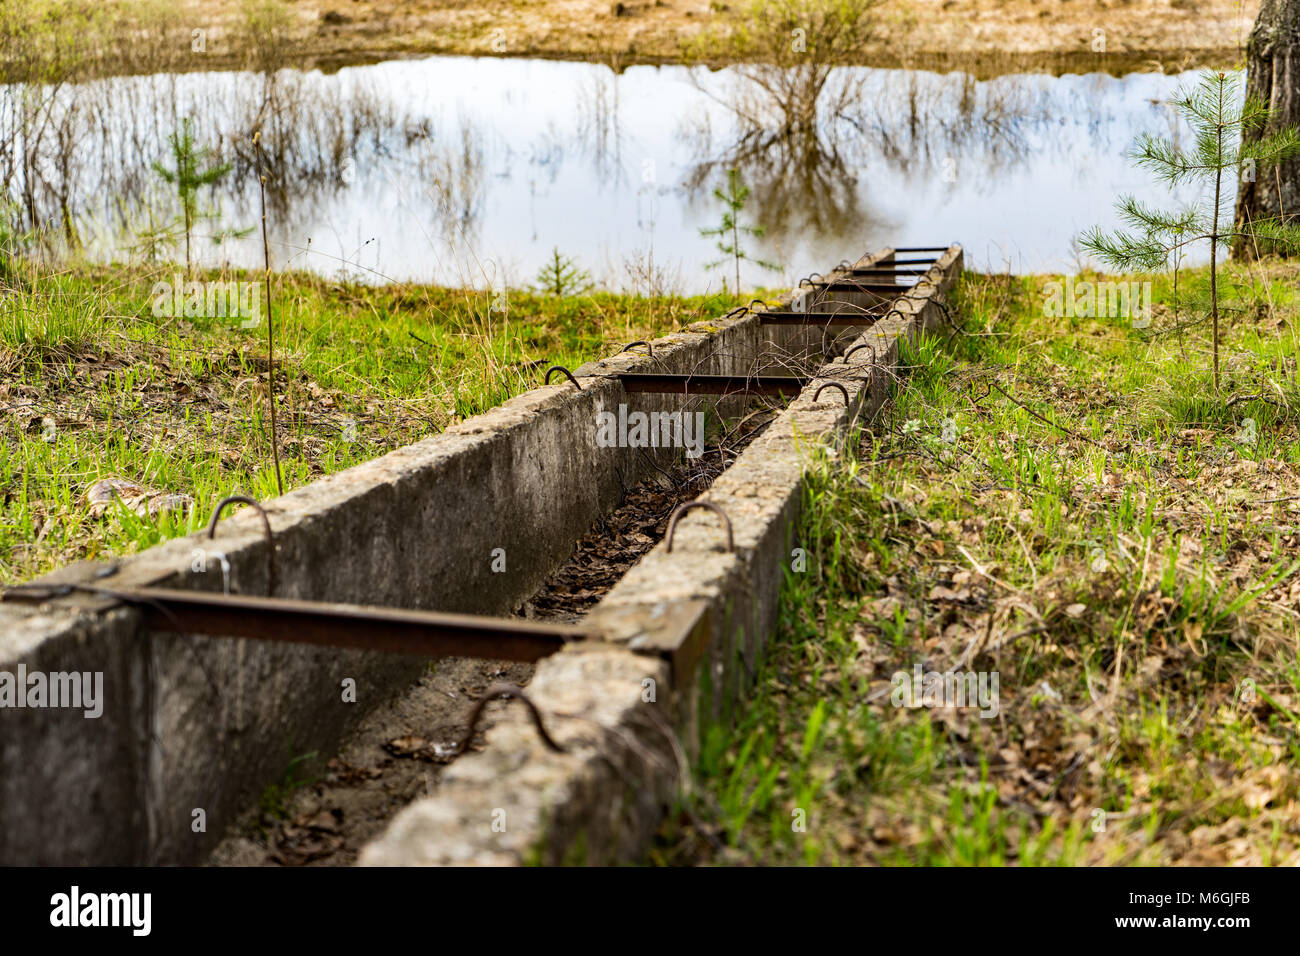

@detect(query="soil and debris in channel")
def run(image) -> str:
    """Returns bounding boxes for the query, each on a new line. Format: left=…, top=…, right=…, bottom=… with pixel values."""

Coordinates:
left=524, top=402, right=778, bottom=620
left=208, top=400, right=778, bottom=866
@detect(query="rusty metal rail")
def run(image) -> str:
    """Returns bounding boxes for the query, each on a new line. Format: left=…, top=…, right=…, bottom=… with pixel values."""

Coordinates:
left=805, top=280, right=922, bottom=294
left=2, top=583, right=593, bottom=662
left=615, top=373, right=808, bottom=396
left=845, top=268, right=929, bottom=277
left=757, top=310, right=884, bottom=326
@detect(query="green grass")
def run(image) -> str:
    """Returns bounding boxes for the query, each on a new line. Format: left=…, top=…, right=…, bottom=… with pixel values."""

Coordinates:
left=0, top=259, right=742, bottom=584
left=652, top=259, right=1300, bottom=866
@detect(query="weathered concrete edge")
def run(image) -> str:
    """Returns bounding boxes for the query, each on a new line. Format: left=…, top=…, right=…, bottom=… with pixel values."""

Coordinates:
left=358, top=246, right=963, bottom=866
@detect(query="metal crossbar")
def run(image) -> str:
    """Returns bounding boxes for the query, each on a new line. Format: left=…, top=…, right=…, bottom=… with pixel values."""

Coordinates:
left=615, top=373, right=808, bottom=396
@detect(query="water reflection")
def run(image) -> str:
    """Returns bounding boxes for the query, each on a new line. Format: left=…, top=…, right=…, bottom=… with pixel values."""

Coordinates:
left=682, top=112, right=875, bottom=245
left=681, top=66, right=882, bottom=243
left=578, top=68, right=628, bottom=190
left=0, top=56, right=1212, bottom=289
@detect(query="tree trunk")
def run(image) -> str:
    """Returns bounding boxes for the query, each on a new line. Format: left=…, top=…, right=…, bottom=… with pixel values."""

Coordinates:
left=1234, top=0, right=1300, bottom=259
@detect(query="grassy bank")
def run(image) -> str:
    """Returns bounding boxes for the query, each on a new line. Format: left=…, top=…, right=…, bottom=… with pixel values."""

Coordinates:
left=0, top=0, right=1255, bottom=82
left=654, top=261, right=1300, bottom=866
left=0, top=260, right=739, bottom=585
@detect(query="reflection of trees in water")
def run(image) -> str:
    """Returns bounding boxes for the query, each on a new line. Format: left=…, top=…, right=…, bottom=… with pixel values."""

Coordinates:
left=683, top=66, right=881, bottom=243
left=683, top=107, right=866, bottom=240
left=852, top=72, right=1054, bottom=182
left=213, top=72, right=400, bottom=221
left=1, top=69, right=426, bottom=259
left=416, top=118, right=486, bottom=246
left=576, top=68, right=627, bottom=190
left=2, top=74, right=178, bottom=248
left=683, top=67, right=1068, bottom=243
left=4, top=56, right=1207, bottom=278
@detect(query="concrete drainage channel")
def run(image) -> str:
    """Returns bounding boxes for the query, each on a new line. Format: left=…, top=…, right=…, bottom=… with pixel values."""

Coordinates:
left=211, top=405, right=778, bottom=865
left=0, top=244, right=961, bottom=866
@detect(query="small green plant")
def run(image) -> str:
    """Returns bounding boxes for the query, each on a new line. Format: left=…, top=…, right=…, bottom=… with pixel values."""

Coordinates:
left=151, top=118, right=234, bottom=272
left=1080, top=70, right=1300, bottom=391
left=699, top=168, right=780, bottom=293
left=258, top=751, right=319, bottom=821
left=533, top=247, right=592, bottom=296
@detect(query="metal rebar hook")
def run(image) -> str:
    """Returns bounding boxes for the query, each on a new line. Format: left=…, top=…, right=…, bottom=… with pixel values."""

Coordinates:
left=843, top=343, right=878, bottom=365
left=207, top=495, right=275, bottom=596
left=665, top=501, right=734, bottom=553
left=813, top=382, right=850, bottom=406
left=544, top=365, right=582, bottom=390
left=455, top=683, right=566, bottom=755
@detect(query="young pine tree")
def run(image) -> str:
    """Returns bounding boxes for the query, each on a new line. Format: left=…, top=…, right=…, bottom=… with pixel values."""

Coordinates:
left=533, top=247, right=592, bottom=296
left=1080, top=70, right=1300, bottom=391
left=152, top=118, right=233, bottom=273
left=699, top=168, right=780, bottom=293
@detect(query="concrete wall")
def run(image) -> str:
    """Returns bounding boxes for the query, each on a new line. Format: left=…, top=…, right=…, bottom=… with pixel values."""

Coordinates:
left=0, top=249, right=898, bottom=865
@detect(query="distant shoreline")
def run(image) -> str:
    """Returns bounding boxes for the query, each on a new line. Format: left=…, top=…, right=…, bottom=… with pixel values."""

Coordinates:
left=125, top=47, right=1250, bottom=81
left=64, top=0, right=1254, bottom=81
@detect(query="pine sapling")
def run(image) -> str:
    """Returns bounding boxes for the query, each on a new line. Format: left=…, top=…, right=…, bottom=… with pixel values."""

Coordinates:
left=533, top=248, right=592, bottom=296
left=699, top=168, right=780, bottom=293
left=1080, top=70, right=1300, bottom=391
left=151, top=117, right=233, bottom=273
